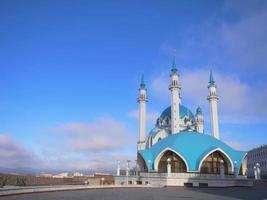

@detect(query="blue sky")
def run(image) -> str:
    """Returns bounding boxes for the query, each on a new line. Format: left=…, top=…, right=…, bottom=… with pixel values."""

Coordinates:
left=0, top=0, right=267, bottom=174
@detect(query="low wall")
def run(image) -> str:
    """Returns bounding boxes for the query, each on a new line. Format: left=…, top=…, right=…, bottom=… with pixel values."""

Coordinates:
left=0, top=174, right=112, bottom=187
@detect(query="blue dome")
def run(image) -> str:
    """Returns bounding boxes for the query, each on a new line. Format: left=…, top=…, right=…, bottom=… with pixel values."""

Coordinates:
left=160, top=105, right=194, bottom=120
left=138, top=131, right=246, bottom=172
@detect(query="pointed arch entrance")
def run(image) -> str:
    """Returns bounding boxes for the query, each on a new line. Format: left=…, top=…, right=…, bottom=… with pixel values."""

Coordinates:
left=199, top=149, right=232, bottom=174
left=157, top=150, right=187, bottom=173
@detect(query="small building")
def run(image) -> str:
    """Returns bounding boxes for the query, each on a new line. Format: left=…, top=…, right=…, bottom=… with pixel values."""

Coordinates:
left=247, top=145, right=267, bottom=179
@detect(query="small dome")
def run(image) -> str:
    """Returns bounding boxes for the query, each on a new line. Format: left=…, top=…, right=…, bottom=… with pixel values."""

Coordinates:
left=160, top=104, right=194, bottom=120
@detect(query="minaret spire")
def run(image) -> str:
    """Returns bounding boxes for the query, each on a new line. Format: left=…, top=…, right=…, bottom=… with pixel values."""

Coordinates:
left=169, top=57, right=181, bottom=134
left=137, top=74, right=147, bottom=150
left=207, top=70, right=219, bottom=139
left=209, top=70, right=215, bottom=85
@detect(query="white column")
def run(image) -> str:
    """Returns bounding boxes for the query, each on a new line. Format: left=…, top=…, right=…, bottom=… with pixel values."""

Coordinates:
left=254, top=166, right=258, bottom=180
left=220, top=160, right=225, bottom=178
left=117, top=161, right=120, bottom=176
left=126, top=160, right=130, bottom=177
left=234, top=161, right=238, bottom=178
left=167, top=158, right=171, bottom=177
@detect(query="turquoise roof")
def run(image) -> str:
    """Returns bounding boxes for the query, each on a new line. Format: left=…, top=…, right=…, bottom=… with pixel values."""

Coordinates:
left=138, top=131, right=246, bottom=172
left=160, top=105, right=194, bottom=120
left=209, top=70, right=215, bottom=86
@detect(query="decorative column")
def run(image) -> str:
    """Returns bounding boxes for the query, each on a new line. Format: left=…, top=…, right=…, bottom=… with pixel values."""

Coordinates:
left=220, top=160, right=225, bottom=178
left=137, top=75, right=147, bottom=150
left=126, top=160, right=130, bottom=176
left=169, top=57, right=181, bottom=134
left=167, top=158, right=171, bottom=177
left=117, top=161, right=120, bottom=176
left=254, top=166, right=258, bottom=180
left=207, top=70, right=220, bottom=139
left=256, top=163, right=261, bottom=180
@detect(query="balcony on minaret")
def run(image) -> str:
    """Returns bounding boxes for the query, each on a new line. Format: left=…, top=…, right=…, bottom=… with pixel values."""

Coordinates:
left=138, top=93, right=147, bottom=102
left=168, top=79, right=181, bottom=90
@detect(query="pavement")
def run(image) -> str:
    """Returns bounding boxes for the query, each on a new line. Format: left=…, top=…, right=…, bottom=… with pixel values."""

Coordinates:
left=1, top=183, right=267, bottom=200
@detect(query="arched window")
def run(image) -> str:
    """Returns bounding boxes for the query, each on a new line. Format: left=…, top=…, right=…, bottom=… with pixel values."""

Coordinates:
left=200, top=151, right=230, bottom=174
left=158, top=150, right=186, bottom=173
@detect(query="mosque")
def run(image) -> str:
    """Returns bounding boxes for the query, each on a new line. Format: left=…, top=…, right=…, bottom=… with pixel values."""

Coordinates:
left=136, top=59, right=247, bottom=176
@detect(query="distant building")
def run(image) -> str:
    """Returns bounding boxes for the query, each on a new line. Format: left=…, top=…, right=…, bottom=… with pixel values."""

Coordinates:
left=39, top=173, right=53, bottom=177
left=73, top=172, right=83, bottom=177
left=53, top=172, right=68, bottom=178
left=247, top=145, right=267, bottom=179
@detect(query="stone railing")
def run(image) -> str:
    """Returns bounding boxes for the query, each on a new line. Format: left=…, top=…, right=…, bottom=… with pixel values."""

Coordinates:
left=138, top=172, right=247, bottom=179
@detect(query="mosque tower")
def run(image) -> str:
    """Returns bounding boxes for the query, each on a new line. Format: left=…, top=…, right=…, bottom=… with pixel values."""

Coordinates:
left=207, top=70, right=219, bottom=139
left=137, top=75, right=147, bottom=150
left=169, top=58, right=181, bottom=134
left=195, top=106, right=204, bottom=133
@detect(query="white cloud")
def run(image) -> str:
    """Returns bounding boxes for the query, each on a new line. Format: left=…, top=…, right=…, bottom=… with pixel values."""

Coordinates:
left=150, top=68, right=267, bottom=123
left=127, top=110, right=160, bottom=123
left=225, top=140, right=244, bottom=150
left=51, top=117, right=135, bottom=152
left=40, top=117, right=136, bottom=171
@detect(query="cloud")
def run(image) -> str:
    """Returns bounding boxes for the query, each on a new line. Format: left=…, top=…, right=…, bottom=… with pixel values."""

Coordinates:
left=51, top=117, right=135, bottom=152
left=0, top=117, right=137, bottom=173
left=127, top=110, right=160, bottom=123
left=39, top=117, right=137, bottom=172
left=0, top=134, right=40, bottom=169
left=150, top=68, right=267, bottom=123
left=224, top=140, right=244, bottom=151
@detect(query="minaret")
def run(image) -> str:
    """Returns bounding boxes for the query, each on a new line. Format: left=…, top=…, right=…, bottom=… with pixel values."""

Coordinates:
left=137, top=74, right=147, bottom=150
left=169, top=57, right=181, bottom=134
left=207, top=70, right=219, bottom=139
left=195, top=106, right=204, bottom=133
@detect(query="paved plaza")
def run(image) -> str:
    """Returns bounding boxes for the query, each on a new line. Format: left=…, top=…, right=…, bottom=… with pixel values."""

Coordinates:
left=1, top=185, right=267, bottom=200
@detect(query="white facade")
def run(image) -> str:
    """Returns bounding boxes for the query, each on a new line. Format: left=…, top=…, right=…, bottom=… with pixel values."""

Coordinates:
left=169, top=70, right=181, bottom=134
left=137, top=76, right=147, bottom=150
left=195, top=111, right=204, bottom=134
left=247, top=145, right=267, bottom=179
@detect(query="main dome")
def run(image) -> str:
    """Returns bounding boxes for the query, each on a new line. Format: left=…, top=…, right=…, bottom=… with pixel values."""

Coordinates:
left=160, top=104, right=194, bottom=120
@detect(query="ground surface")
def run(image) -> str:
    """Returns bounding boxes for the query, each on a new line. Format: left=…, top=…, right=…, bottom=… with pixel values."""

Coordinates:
left=1, top=185, right=267, bottom=200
